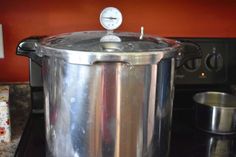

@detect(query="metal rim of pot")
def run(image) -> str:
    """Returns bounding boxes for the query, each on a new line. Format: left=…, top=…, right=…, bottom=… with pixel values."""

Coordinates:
left=17, top=31, right=202, bottom=67
left=193, top=91, right=236, bottom=109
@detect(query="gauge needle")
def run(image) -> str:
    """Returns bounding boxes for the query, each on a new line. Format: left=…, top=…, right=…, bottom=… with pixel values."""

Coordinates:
left=102, top=17, right=117, bottom=20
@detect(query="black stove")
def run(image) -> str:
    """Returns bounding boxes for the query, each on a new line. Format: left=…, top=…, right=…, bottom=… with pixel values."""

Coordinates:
left=15, top=38, right=236, bottom=157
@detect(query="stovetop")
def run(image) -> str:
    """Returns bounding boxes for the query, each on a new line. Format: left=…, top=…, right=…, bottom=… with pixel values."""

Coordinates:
left=15, top=114, right=45, bottom=157
left=171, top=108, right=236, bottom=157
left=14, top=107, right=236, bottom=157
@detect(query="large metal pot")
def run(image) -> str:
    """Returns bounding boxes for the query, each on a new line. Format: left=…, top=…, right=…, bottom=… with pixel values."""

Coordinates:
left=17, top=31, right=201, bottom=157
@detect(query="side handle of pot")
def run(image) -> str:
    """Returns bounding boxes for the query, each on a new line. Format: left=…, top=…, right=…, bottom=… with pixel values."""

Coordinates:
left=175, top=41, right=202, bottom=68
left=16, top=36, right=44, bottom=66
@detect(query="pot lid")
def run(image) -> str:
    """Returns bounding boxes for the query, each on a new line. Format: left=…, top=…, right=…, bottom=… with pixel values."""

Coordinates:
left=38, top=31, right=180, bottom=65
left=40, top=31, right=179, bottom=53
left=36, top=7, right=181, bottom=65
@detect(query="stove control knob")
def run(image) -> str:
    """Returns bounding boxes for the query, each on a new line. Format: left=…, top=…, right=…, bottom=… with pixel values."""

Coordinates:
left=205, top=53, right=223, bottom=72
left=183, top=58, right=201, bottom=72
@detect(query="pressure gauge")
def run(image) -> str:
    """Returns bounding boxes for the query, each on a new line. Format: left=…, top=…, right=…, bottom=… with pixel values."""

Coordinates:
left=100, top=7, right=122, bottom=31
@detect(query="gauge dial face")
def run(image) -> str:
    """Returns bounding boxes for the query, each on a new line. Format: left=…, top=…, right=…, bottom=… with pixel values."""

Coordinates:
left=100, top=7, right=122, bottom=31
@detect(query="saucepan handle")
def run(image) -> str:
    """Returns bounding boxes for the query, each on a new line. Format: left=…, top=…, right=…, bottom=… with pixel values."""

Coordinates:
left=175, top=41, right=202, bottom=68
left=16, top=36, right=45, bottom=66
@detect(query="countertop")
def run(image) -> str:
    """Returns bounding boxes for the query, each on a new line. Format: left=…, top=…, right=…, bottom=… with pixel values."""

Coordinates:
left=0, top=84, right=31, bottom=157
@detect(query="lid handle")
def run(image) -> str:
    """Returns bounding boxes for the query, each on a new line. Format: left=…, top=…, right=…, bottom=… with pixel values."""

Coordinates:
left=16, top=36, right=45, bottom=66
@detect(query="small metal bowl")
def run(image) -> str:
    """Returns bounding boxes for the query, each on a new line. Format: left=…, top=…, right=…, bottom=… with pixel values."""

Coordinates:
left=193, top=91, right=236, bottom=135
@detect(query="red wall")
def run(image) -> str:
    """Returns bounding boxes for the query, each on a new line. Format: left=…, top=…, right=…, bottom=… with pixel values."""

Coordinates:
left=0, top=0, right=236, bottom=82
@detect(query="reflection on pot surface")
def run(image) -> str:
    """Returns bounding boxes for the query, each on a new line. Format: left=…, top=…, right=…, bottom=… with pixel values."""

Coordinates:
left=43, top=58, right=174, bottom=157
left=207, top=136, right=236, bottom=157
